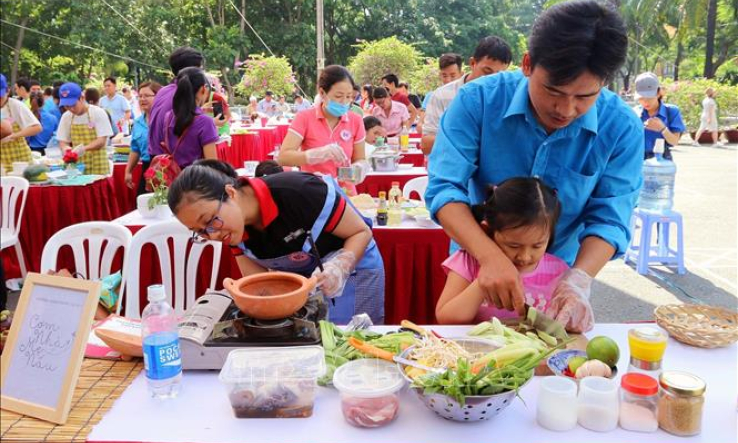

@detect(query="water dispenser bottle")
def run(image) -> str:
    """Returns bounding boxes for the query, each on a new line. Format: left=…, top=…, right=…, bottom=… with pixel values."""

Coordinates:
left=639, top=139, right=676, bottom=212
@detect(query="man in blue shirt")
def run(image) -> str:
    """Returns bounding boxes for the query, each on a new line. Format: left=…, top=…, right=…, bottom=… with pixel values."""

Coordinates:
left=633, top=72, right=686, bottom=160
left=100, top=76, right=131, bottom=133
left=426, top=0, right=643, bottom=333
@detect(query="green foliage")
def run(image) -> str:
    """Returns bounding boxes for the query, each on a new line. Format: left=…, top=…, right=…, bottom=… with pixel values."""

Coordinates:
left=348, top=37, right=422, bottom=87
left=236, top=55, right=296, bottom=99
left=410, top=58, right=442, bottom=96
left=661, top=78, right=738, bottom=130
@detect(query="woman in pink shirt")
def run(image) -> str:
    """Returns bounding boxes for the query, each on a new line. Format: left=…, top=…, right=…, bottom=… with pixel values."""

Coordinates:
left=278, top=65, right=369, bottom=195
left=436, top=177, right=594, bottom=333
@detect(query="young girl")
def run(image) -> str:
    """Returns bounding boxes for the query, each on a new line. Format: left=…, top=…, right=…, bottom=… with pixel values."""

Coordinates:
left=436, top=177, right=570, bottom=324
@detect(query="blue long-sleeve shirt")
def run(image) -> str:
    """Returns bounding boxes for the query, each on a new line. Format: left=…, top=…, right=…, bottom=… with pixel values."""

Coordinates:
left=130, top=114, right=150, bottom=162
left=426, top=70, right=644, bottom=265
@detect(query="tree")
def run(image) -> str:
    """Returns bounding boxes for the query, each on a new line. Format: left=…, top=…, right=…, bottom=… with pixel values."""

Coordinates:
left=236, top=55, right=297, bottom=98
left=347, top=37, right=422, bottom=86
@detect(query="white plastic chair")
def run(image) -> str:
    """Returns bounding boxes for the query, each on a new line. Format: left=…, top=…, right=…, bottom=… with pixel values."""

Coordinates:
left=40, top=221, right=132, bottom=292
left=121, top=219, right=222, bottom=318
left=402, top=176, right=429, bottom=203
left=1, top=176, right=30, bottom=277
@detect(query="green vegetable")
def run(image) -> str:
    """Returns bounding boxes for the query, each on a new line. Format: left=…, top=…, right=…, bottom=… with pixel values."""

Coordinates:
left=23, top=164, right=49, bottom=182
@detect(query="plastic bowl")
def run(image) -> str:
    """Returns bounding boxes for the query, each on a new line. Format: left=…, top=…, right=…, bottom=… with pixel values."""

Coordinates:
left=547, top=349, right=618, bottom=381
left=223, top=272, right=316, bottom=320
left=333, top=359, right=405, bottom=428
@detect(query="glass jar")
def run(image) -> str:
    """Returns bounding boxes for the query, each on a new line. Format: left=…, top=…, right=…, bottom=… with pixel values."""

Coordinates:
left=619, top=373, right=659, bottom=433
left=658, top=371, right=706, bottom=436
left=628, top=327, right=668, bottom=377
left=537, top=376, right=578, bottom=431
left=578, top=376, right=619, bottom=432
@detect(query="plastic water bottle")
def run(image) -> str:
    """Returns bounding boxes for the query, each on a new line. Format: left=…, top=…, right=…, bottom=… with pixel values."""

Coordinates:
left=142, top=284, right=182, bottom=399
left=639, top=139, right=676, bottom=212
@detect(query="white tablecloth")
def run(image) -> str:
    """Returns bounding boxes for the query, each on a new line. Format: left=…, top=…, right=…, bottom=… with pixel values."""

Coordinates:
left=87, top=324, right=736, bottom=443
left=366, top=166, right=426, bottom=177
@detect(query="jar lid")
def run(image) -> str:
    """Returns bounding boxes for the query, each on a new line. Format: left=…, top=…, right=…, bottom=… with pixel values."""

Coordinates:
left=333, top=359, right=405, bottom=398
left=629, top=326, right=667, bottom=343
left=621, top=373, right=658, bottom=396
left=659, top=371, right=706, bottom=397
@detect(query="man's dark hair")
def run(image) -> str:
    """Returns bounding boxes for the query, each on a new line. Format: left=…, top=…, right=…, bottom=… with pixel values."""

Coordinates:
left=398, top=82, right=409, bottom=90
left=528, top=0, right=627, bottom=85
left=30, top=79, right=41, bottom=88
left=85, top=87, right=101, bottom=105
left=372, top=86, right=389, bottom=99
left=103, top=76, right=117, bottom=85
left=473, top=36, right=513, bottom=65
left=43, top=87, right=53, bottom=96
left=265, top=90, right=273, bottom=96
left=363, top=115, right=382, bottom=131
left=439, top=53, right=463, bottom=70
left=255, top=160, right=284, bottom=177
left=52, top=80, right=65, bottom=88
left=15, top=77, right=31, bottom=91
left=168, top=47, right=205, bottom=76
left=381, top=74, right=399, bottom=87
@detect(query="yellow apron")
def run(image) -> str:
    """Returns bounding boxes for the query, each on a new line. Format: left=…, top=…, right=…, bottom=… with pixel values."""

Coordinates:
left=70, top=111, right=109, bottom=175
left=1, top=115, right=34, bottom=173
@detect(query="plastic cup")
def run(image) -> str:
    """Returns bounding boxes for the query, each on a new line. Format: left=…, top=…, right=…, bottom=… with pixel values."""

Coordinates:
left=537, top=376, right=578, bottom=431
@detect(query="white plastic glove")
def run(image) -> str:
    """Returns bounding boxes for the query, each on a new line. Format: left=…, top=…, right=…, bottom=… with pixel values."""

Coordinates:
left=350, top=159, right=371, bottom=184
left=311, top=249, right=356, bottom=298
left=305, top=143, right=349, bottom=165
left=73, top=145, right=86, bottom=156
left=546, top=268, right=595, bottom=333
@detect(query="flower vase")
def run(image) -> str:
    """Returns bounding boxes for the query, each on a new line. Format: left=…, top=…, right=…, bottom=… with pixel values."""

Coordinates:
left=66, top=165, right=80, bottom=178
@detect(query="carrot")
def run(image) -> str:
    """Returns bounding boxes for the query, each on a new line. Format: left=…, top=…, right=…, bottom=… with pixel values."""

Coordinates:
left=347, top=337, right=395, bottom=362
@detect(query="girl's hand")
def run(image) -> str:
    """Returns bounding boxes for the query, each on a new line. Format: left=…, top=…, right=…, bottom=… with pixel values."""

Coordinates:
left=546, top=268, right=595, bottom=333
left=477, top=252, right=525, bottom=314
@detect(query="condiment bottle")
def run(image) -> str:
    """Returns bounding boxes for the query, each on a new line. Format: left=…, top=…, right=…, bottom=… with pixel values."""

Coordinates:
left=628, top=327, right=667, bottom=377
left=578, top=376, right=619, bottom=432
left=376, top=192, right=388, bottom=226
left=619, top=373, right=659, bottom=433
left=399, top=127, right=410, bottom=152
left=388, top=182, right=402, bottom=209
left=658, top=371, right=706, bottom=436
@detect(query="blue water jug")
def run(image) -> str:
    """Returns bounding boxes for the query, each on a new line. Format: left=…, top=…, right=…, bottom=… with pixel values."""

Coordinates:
left=639, top=139, right=676, bottom=212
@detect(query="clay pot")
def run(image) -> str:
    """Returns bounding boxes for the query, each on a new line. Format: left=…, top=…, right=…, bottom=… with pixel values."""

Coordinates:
left=223, top=272, right=317, bottom=320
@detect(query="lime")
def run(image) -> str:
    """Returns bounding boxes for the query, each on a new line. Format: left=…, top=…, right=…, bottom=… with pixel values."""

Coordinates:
left=586, top=336, right=620, bottom=367
left=567, top=356, right=588, bottom=373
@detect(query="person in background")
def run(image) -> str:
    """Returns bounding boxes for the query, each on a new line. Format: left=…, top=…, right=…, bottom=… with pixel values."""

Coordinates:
left=633, top=72, right=685, bottom=160
left=370, top=86, right=409, bottom=137
left=276, top=96, right=291, bottom=116
left=419, top=53, right=463, bottom=134
left=293, top=95, right=312, bottom=113
left=248, top=96, right=259, bottom=116
left=100, top=76, right=131, bottom=134
left=381, top=73, right=418, bottom=126
left=149, top=46, right=205, bottom=152
left=49, top=81, right=64, bottom=119
left=14, top=78, right=32, bottom=106
left=85, top=87, right=116, bottom=130
left=421, top=36, right=512, bottom=154
left=359, top=85, right=373, bottom=113
left=122, top=86, right=141, bottom=120
left=57, top=82, right=113, bottom=175
left=29, top=79, right=42, bottom=95
left=148, top=67, right=218, bottom=169
left=42, top=87, right=58, bottom=115
left=254, top=159, right=284, bottom=177
left=125, top=81, right=162, bottom=195
left=257, top=91, right=280, bottom=117
left=278, top=65, right=370, bottom=195
left=693, top=87, right=723, bottom=147
left=202, top=74, right=230, bottom=136
left=363, top=115, right=387, bottom=157
left=398, top=82, right=422, bottom=110
left=26, top=91, right=59, bottom=154
left=0, top=74, right=40, bottom=171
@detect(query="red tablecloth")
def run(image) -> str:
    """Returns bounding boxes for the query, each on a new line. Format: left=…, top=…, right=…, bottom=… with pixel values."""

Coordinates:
left=220, top=133, right=264, bottom=166
left=1, top=178, right=122, bottom=278
left=250, top=127, right=278, bottom=159
left=400, top=152, right=425, bottom=167
left=112, top=162, right=142, bottom=213
left=272, top=123, right=290, bottom=143
left=356, top=170, right=428, bottom=197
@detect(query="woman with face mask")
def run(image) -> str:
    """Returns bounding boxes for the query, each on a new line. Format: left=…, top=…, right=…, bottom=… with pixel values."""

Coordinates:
left=277, top=65, right=369, bottom=195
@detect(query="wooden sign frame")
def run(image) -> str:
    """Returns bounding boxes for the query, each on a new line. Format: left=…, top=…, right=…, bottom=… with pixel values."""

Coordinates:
left=0, top=273, right=100, bottom=424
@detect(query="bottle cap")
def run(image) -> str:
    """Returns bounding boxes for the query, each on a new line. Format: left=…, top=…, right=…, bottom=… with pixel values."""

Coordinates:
left=378, top=191, right=386, bottom=199
left=621, top=373, right=658, bottom=396
left=147, top=284, right=166, bottom=302
left=391, top=181, right=400, bottom=187
left=659, top=371, right=706, bottom=397
left=654, top=138, right=665, bottom=155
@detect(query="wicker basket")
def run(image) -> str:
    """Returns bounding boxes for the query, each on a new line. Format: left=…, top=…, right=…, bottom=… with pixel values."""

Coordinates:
left=654, top=304, right=738, bottom=348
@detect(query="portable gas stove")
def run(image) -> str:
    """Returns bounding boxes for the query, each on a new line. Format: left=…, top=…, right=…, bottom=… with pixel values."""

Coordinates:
left=179, top=290, right=327, bottom=370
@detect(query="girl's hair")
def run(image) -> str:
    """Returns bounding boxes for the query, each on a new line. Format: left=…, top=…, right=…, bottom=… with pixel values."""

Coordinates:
left=168, top=159, right=240, bottom=211
left=139, top=80, right=162, bottom=94
left=29, top=91, right=44, bottom=120
left=255, top=160, right=284, bottom=177
left=363, top=115, right=382, bottom=131
left=318, top=65, right=355, bottom=93
left=471, top=177, right=561, bottom=250
left=172, top=67, right=209, bottom=136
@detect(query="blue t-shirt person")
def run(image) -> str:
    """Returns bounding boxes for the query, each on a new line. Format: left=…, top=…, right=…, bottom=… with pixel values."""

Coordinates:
left=100, top=93, right=131, bottom=129
left=130, top=114, right=150, bottom=162
left=26, top=109, right=59, bottom=151
left=426, top=70, right=644, bottom=265
left=636, top=103, right=685, bottom=160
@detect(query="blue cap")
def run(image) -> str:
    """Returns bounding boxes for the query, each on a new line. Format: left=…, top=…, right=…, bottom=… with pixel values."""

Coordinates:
left=59, top=82, right=82, bottom=107
left=0, top=74, right=7, bottom=97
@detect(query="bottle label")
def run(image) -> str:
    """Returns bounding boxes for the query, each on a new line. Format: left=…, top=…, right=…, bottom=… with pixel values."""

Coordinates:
left=143, top=332, right=182, bottom=380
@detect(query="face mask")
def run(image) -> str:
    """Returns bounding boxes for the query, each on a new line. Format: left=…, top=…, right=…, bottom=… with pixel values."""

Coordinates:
left=325, top=99, right=350, bottom=117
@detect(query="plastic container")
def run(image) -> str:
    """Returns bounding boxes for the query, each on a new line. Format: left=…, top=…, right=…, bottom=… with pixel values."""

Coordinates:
left=219, top=346, right=325, bottom=418
left=537, top=376, right=578, bottom=431
left=619, top=373, right=659, bottom=433
left=399, top=127, right=410, bottom=152
left=577, top=376, right=619, bottom=432
left=388, top=182, right=402, bottom=209
left=640, top=139, right=677, bottom=212
left=333, top=359, right=404, bottom=428
left=658, top=371, right=706, bottom=436
left=628, top=326, right=668, bottom=377
left=142, top=284, right=182, bottom=399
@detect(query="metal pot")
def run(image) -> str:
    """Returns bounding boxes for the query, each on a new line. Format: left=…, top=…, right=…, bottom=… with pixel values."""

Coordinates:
left=369, top=151, right=403, bottom=172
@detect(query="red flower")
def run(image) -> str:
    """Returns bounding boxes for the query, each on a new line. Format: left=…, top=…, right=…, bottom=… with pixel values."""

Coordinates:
left=63, top=151, right=79, bottom=164
left=144, top=168, right=156, bottom=180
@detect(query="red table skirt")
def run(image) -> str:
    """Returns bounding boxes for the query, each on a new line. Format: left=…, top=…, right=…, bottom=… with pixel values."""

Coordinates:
left=250, top=127, right=277, bottom=159
left=272, top=124, right=290, bottom=143
left=356, top=172, right=427, bottom=197
left=218, top=133, right=264, bottom=167
left=112, top=162, right=142, bottom=214
left=400, top=152, right=425, bottom=167
left=2, top=178, right=122, bottom=278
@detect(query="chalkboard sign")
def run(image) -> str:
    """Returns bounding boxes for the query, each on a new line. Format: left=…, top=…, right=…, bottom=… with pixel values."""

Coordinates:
left=1, top=273, right=100, bottom=424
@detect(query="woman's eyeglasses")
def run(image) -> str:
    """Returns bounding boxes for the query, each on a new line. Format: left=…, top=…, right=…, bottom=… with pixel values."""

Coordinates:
left=190, top=195, right=226, bottom=243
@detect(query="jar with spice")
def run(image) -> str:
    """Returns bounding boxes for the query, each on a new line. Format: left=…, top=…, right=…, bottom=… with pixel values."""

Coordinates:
left=628, top=327, right=668, bottom=377
left=658, top=371, right=706, bottom=436
left=619, top=373, right=659, bottom=433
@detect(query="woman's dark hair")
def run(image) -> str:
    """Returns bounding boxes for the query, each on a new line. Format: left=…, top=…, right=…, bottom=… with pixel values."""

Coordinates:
left=528, top=0, right=627, bottom=86
left=169, top=47, right=205, bottom=76
left=43, top=87, right=53, bottom=96
left=172, top=67, right=210, bottom=136
left=473, top=36, right=512, bottom=64
left=85, top=87, right=101, bottom=105
left=29, top=92, right=44, bottom=119
left=318, top=65, right=355, bottom=93
left=372, top=86, right=389, bottom=99
left=255, top=160, right=284, bottom=177
left=363, top=115, right=382, bottom=131
left=472, top=177, right=561, bottom=251
left=139, top=80, right=162, bottom=94
left=362, top=84, right=373, bottom=97
left=168, top=159, right=239, bottom=211
left=381, top=74, right=399, bottom=87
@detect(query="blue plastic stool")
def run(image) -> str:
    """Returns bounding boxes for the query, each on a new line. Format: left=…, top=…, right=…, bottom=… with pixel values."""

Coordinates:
left=625, top=208, right=686, bottom=275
